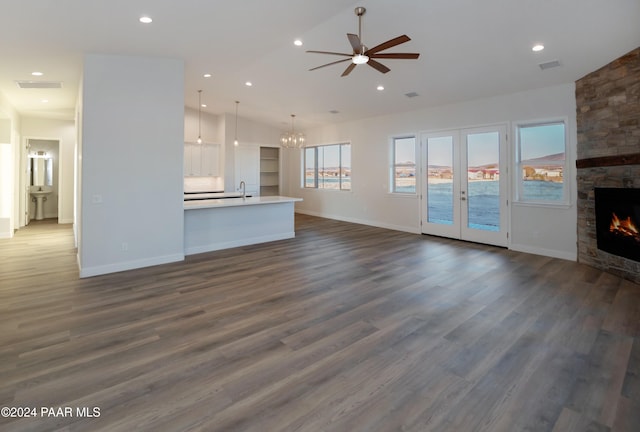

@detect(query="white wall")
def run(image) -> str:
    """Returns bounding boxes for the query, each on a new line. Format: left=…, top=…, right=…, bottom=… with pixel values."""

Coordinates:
left=184, top=106, right=218, bottom=144
left=79, top=54, right=185, bottom=277
left=223, top=113, right=281, bottom=192
left=0, top=92, right=21, bottom=238
left=0, top=119, right=12, bottom=237
left=21, top=118, right=75, bottom=224
left=290, top=83, right=578, bottom=261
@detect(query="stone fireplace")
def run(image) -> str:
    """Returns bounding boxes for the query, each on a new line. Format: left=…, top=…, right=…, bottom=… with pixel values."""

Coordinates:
left=576, top=47, right=640, bottom=284
left=594, top=187, right=640, bottom=263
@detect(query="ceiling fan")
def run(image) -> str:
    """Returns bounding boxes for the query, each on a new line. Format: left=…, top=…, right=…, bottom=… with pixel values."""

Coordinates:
left=307, top=6, right=420, bottom=77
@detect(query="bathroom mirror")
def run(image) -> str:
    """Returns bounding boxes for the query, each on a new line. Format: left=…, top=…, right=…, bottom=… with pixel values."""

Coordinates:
left=30, top=156, right=53, bottom=187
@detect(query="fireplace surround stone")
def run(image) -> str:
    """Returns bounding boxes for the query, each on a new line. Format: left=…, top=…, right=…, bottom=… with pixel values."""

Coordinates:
left=576, top=47, right=640, bottom=284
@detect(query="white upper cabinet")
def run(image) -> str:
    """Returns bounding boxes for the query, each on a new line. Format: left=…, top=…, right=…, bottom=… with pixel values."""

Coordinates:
left=184, top=142, right=220, bottom=177
left=200, top=144, right=219, bottom=176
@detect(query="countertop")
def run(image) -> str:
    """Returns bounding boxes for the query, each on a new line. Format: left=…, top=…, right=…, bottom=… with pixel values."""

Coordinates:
left=184, top=192, right=244, bottom=200
left=184, top=195, right=302, bottom=210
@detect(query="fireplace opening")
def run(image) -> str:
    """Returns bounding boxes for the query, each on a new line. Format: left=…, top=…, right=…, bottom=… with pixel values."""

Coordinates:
left=594, top=187, right=640, bottom=262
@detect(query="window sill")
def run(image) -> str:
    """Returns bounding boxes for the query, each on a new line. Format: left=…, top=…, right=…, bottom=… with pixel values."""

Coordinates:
left=388, top=192, right=418, bottom=199
left=301, top=187, right=352, bottom=193
left=512, top=201, right=572, bottom=210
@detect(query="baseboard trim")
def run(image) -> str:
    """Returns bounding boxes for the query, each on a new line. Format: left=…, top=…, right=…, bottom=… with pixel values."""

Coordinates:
left=295, top=210, right=576, bottom=262
left=79, top=253, right=185, bottom=278
left=509, top=243, right=577, bottom=261
left=185, top=232, right=295, bottom=256
left=0, top=218, right=12, bottom=239
left=295, top=209, right=420, bottom=234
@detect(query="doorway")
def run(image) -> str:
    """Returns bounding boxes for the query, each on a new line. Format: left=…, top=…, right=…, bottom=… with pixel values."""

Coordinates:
left=421, top=125, right=508, bottom=247
left=25, top=139, right=60, bottom=225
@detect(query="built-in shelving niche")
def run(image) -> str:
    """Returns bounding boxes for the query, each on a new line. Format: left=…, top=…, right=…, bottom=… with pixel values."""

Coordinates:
left=260, top=147, right=280, bottom=196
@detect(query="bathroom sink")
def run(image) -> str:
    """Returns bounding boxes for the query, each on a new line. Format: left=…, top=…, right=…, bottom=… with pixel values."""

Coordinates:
left=30, top=190, right=52, bottom=220
left=30, top=190, right=52, bottom=198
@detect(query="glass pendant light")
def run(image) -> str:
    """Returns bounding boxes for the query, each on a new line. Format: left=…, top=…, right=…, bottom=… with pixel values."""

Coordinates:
left=196, top=90, right=203, bottom=144
left=234, top=101, right=239, bottom=146
left=280, top=114, right=305, bottom=148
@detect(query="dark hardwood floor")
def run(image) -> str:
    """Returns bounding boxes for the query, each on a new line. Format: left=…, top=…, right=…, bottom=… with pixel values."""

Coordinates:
left=1, top=215, right=639, bottom=432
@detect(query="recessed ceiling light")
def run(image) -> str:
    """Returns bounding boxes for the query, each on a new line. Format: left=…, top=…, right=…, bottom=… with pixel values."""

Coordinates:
left=201, top=104, right=207, bottom=108
left=139, top=16, right=153, bottom=24
left=203, top=73, right=212, bottom=78
left=31, top=71, right=43, bottom=76
left=294, top=39, right=303, bottom=46
left=377, top=85, right=384, bottom=91
left=245, top=81, right=253, bottom=87
left=41, top=99, right=48, bottom=103
left=532, top=44, right=544, bottom=52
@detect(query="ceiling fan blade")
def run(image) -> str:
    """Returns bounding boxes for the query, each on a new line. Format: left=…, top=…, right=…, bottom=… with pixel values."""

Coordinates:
left=309, top=58, right=351, bottom=71
left=341, top=63, right=357, bottom=77
left=306, top=50, right=353, bottom=57
left=347, top=33, right=363, bottom=53
left=367, top=59, right=391, bottom=74
left=366, top=35, right=411, bottom=55
left=370, top=53, right=420, bottom=59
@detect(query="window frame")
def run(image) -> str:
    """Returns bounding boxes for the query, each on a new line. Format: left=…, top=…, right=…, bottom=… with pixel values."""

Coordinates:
left=390, top=135, right=417, bottom=195
left=514, top=119, right=569, bottom=206
left=303, top=142, right=351, bottom=191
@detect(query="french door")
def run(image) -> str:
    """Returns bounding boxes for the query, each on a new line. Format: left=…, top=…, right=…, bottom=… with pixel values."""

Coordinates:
left=421, top=125, right=508, bottom=247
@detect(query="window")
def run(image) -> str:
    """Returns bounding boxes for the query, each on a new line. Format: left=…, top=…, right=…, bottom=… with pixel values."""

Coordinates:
left=516, top=121, right=566, bottom=203
left=391, top=136, right=416, bottom=193
left=304, top=143, right=351, bottom=190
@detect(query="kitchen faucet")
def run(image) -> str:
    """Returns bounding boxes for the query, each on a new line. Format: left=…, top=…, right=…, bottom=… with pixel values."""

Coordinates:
left=239, top=181, right=246, bottom=199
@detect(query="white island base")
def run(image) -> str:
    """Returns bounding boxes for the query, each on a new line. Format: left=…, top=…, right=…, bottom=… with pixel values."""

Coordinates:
left=184, top=196, right=302, bottom=255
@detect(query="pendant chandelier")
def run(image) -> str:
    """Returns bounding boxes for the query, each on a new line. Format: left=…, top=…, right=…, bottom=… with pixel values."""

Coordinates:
left=280, top=114, right=305, bottom=148
left=233, top=101, right=239, bottom=146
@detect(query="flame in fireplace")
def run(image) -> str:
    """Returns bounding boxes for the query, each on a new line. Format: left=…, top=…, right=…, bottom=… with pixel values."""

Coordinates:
left=609, top=212, right=640, bottom=238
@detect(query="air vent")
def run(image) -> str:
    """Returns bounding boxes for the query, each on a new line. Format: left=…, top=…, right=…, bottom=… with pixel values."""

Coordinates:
left=405, top=92, right=419, bottom=98
left=538, top=60, right=561, bottom=71
left=15, top=81, right=63, bottom=89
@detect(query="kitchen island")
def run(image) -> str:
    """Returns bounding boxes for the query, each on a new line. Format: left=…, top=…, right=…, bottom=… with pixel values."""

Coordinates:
left=184, top=195, right=302, bottom=255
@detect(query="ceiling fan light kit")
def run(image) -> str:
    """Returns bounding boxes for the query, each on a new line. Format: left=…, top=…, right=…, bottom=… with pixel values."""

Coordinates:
left=352, top=54, right=369, bottom=65
left=307, top=6, right=420, bottom=77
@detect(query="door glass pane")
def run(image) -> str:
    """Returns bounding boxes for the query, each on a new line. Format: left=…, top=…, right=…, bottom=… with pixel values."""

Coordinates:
left=427, top=136, right=454, bottom=225
left=466, top=132, right=500, bottom=231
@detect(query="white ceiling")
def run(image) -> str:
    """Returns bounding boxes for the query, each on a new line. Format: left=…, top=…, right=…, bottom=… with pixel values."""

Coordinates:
left=1, top=0, right=639, bottom=130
